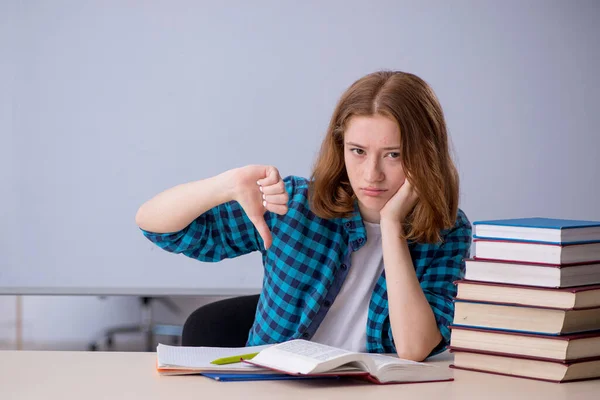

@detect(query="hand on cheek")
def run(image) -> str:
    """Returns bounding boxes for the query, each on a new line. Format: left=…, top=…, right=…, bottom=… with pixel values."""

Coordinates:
left=379, top=179, right=419, bottom=224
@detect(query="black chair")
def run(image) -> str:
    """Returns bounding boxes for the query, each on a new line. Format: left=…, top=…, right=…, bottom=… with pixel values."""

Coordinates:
left=182, top=294, right=260, bottom=347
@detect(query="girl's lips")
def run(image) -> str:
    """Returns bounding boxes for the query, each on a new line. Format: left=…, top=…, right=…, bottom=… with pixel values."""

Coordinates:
left=361, top=188, right=387, bottom=197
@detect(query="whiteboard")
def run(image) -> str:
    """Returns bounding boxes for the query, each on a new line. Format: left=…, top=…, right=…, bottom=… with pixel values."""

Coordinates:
left=3, top=1, right=599, bottom=290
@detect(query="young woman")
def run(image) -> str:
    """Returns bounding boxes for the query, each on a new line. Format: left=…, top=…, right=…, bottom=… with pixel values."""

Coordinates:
left=136, top=70, right=471, bottom=361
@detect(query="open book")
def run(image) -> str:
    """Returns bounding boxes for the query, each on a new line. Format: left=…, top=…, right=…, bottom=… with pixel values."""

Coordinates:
left=246, top=339, right=453, bottom=384
left=156, top=343, right=272, bottom=376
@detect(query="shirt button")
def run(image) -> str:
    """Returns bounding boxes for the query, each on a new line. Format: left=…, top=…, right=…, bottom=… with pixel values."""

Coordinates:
left=341, top=264, right=347, bottom=270
left=323, top=300, right=331, bottom=307
left=358, top=237, right=364, bottom=244
left=344, top=222, right=352, bottom=229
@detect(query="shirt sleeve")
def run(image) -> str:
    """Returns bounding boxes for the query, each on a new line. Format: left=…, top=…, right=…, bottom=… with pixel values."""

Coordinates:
left=139, top=176, right=298, bottom=262
left=422, top=210, right=472, bottom=356
left=140, top=200, right=268, bottom=262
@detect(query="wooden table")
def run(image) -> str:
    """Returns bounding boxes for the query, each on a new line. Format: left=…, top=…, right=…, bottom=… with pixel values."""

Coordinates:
left=1, top=350, right=598, bottom=399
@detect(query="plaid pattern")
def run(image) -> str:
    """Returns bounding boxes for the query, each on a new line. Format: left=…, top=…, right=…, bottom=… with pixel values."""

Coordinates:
left=142, top=176, right=471, bottom=356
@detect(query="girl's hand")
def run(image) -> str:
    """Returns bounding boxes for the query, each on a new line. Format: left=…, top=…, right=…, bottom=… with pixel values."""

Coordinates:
left=232, top=165, right=289, bottom=249
left=379, top=179, right=419, bottom=224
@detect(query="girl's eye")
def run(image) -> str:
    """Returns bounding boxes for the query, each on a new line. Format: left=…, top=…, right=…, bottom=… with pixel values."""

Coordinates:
left=351, top=148, right=365, bottom=155
left=387, top=152, right=400, bottom=159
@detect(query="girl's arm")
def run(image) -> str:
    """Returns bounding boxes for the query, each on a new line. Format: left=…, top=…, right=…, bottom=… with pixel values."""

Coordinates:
left=136, top=165, right=288, bottom=250
left=381, top=221, right=442, bottom=361
left=135, top=170, right=237, bottom=234
left=379, top=180, right=470, bottom=361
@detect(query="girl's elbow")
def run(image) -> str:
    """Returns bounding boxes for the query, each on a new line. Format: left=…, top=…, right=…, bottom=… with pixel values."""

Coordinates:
left=395, top=347, right=428, bottom=362
left=135, top=206, right=145, bottom=228
left=394, top=332, right=442, bottom=361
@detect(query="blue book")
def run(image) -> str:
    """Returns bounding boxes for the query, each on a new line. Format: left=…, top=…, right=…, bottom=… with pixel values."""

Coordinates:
left=473, top=217, right=600, bottom=244
left=201, top=372, right=340, bottom=382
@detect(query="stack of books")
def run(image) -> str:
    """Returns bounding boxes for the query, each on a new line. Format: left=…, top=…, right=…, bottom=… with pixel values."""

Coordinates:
left=449, top=217, right=600, bottom=382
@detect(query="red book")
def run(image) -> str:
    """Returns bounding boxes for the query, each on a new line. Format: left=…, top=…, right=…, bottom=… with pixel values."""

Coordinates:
left=454, top=280, right=600, bottom=309
left=452, top=300, right=600, bottom=335
left=473, top=238, right=600, bottom=265
left=450, top=348, right=600, bottom=383
left=449, top=325, right=600, bottom=361
left=464, top=258, right=600, bottom=287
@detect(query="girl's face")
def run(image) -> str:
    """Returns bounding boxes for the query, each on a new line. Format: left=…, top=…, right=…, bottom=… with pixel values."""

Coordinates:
left=343, top=114, right=406, bottom=223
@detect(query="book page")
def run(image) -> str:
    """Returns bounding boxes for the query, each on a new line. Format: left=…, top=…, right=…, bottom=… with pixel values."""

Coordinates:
left=370, top=353, right=423, bottom=367
left=367, top=353, right=452, bottom=383
left=157, top=343, right=271, bottom=370
left=368, top=353, right=428, bottom=370
left=250, top=340, right=370, bottom=375
left=272, top=339, right=354, bottom=362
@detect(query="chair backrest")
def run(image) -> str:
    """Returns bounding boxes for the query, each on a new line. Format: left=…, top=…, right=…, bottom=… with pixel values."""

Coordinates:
left=181, top=294, right=260, bottom=347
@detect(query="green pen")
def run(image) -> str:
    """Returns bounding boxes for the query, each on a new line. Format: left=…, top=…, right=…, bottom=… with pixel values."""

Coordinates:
left=210, top=352, right=260, bottom=365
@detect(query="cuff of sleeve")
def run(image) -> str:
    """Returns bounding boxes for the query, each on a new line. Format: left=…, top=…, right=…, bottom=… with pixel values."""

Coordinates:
left=140, top=227, right=186, bottom=249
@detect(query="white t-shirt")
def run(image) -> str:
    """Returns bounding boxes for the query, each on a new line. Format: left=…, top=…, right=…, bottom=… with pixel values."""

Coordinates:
left=310, top=221, right=384, bottom=352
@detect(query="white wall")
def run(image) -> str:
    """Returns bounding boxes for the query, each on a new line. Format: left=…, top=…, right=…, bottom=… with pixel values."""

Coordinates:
left=1, top=0, right=599, bottom=350
left=0, top=0, right=18, bottom=349
left=1, top=0, right=16, bottom=271
left=3, top=295, right=225, bottom=350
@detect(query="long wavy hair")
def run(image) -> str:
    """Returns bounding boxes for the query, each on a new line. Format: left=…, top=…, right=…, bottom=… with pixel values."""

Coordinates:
left=309, top=70, right=459, bottom=243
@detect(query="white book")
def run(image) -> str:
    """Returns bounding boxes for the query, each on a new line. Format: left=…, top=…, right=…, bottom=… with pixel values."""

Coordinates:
left=247, top=339, right=453, bottom=384
left=464, top=258, right=600, bottom=288
left=156, top=343, right=272, bottom=376
left=474, top=240, right=600, bottom=265
left=451, top=350, right=600, bottom=383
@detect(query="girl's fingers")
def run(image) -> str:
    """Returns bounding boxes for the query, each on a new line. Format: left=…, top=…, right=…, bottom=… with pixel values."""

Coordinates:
left=249, top=214, right=273, bottom=250
left=265, top=203, right=288, bottom=216
left=262, top=193, right=288, bottom=205
left=257, top=166, right=280, bottom=187
left=259, top=180, right=285, bottom=195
